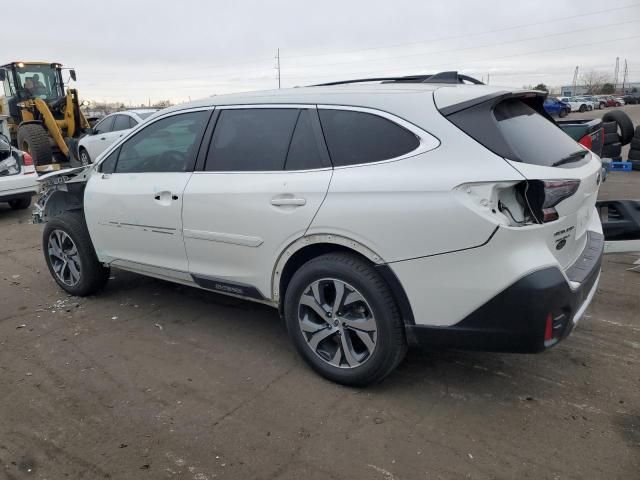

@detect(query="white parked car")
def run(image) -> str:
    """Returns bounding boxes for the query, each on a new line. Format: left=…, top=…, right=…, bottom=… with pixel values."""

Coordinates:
left=560, top=97, right=590, bottom=112
left=33, top=74, right=604, bottom=386
left=78, top=109, right=157, bottom=164
left=0, top=127, right=37, bottom=210
left=575, top=97, right=597, bottom=111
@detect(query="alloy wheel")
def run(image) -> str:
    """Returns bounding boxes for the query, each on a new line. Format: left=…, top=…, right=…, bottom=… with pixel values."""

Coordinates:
left=297, top=278, right=377, bottom=369
left=80, top=150, right=90, bottom=166
left=48, top=229, right=81, bottom=286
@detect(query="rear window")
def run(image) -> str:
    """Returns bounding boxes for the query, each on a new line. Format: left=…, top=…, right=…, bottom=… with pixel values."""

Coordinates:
left=318, top=109, right=420, bottom=166
left=448, top=98, right=588, bottom=168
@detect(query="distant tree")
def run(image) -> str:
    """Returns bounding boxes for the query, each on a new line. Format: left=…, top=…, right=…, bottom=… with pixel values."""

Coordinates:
left=580, top=70, right=611, bottom=94
left=632, top=87, right=638, bottom=93
left=600, top=83, right=615, bottom=94
left=533, top=83, right=549, bottom=92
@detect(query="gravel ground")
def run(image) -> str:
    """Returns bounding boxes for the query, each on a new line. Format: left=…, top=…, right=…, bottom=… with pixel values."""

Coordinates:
left=0, top=175, right=638, bottom=479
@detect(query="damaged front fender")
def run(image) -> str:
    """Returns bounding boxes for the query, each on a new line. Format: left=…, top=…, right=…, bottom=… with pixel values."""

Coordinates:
left=32, top=166, right=93, bottom=224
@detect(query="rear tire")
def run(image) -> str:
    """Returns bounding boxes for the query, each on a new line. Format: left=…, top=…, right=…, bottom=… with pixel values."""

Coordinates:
left=43, top=212, right=110, bottom=296
left=603, top=110, right=634, bottom=146
left=603, top=121, right=618, bottom=135
left=601, top=142, right=622, bottom=159
left=604, top=132, right=620, bottom=145
left=284, top=253, right=407, bottom=386
left=579, top=104, right=587, bottom=112
left=8, top=196, right=31, bottom=210
left=17, top=123, right=52, bottom=167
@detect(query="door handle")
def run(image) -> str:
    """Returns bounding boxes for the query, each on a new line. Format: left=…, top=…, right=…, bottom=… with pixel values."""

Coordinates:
left=271, top=197, right=306, bottom=207
left=100, top=137, right=106, bottom=140
left=154, top=192, right=179, bottom=202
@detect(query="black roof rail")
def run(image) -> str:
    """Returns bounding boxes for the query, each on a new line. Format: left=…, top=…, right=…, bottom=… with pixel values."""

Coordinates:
left=312, top=71, right=485, bottom=87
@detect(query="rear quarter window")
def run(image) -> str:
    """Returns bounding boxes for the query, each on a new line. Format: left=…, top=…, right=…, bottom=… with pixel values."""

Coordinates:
left=447, top=98, right=588, bottom=168
left=318, top=109, right=420, bottom=166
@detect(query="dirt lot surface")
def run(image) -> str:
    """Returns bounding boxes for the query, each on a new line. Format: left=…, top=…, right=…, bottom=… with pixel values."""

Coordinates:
left=1, top=173, right=639, bottom=479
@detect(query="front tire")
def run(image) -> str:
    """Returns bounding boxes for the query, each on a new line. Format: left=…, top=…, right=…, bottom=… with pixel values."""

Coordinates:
left=79, top=147, right=91, bottom=166
left=579, top=104, right=587, bottom=112
left=17, top=123, right=52, bottom=168
left=284, top=253, right=407, bottom=386
left=43, top=212, right=110, bottom=296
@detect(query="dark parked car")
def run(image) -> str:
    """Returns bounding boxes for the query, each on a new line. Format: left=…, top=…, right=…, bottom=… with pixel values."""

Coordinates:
left=622, top=94, right=639, bottom=105
left=544, top=97, right=570, bottom=117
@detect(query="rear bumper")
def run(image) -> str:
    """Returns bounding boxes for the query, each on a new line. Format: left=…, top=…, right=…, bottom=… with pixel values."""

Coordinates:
left=406, top=231, right=604, bottom=353
left=0, top=185, right=37, bottom=202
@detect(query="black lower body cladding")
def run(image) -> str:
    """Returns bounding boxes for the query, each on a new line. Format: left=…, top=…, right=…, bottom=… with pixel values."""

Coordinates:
left=406, top=232, right=604, bottom=353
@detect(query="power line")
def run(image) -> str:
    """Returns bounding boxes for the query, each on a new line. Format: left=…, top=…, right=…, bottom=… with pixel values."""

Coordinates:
left=282, top=2, right=640, bottom=60
left=282, top=33, right=640, bottom=84
left=281, top=18, right=640, bottom=71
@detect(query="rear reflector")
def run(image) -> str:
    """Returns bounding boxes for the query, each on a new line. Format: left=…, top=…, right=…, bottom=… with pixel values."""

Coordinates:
left=544, top=313, right=554, bottom=343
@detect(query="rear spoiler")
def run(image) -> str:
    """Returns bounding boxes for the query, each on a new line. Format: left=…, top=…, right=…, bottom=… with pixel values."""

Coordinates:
left=438, top=90, right=549, bottom=117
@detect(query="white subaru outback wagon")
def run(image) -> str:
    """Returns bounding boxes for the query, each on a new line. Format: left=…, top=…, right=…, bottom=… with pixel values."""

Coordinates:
left=34, top=73, right=604, bottom=386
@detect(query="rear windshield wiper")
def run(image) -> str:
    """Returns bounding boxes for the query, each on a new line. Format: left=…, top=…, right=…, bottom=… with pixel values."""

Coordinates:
left=552, top=150, right=588, bottom=167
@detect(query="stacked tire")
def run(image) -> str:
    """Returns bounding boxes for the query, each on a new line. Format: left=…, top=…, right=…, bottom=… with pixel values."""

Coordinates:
left=600, top=110, right=634, bottom=161
left=629, top=126, right=640, bottom=171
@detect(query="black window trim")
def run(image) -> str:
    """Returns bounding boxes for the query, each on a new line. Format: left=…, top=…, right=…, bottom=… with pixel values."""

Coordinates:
left=196, top=104, right=332, bottom=173
left=94, top=114, right=115, bottom=134
left=316, top=104, right=438, bottom=169
left=96, top=107, right=214, bottom=174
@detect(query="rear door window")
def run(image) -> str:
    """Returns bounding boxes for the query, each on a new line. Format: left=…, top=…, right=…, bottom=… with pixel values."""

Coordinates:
left=112, top=115, right=131, bottom=132
left=318, top=109, right=420, bottom=166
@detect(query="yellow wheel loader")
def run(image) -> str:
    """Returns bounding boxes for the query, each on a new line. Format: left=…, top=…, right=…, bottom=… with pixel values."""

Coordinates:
left=0, top=61, right=90, bottom=172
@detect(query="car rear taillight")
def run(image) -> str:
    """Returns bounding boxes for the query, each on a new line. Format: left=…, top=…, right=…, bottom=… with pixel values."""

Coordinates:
left=578, top=134, right=592, bottom=150
left=22, top=152, right=36, bottom=174
left=521, top=179, right=580, bottom=223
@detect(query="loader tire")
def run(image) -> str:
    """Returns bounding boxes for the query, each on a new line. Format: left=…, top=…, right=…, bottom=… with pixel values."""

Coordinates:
left=17, top=123, right=52, bottom=167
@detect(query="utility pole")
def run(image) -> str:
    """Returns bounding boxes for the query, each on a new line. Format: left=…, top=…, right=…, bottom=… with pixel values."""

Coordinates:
left=486, top=73, right=490, bottom=85
left=622, top=59, right=628, bottom=93
left=275, top=48, right=281, bottom=89
left=571, top=66, right=579, bottom=95
left=614, top=57, right=619, bottom=93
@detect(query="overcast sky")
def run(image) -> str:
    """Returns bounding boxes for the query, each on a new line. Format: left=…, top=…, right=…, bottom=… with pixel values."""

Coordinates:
left=8, top=0, right=640, bottom=104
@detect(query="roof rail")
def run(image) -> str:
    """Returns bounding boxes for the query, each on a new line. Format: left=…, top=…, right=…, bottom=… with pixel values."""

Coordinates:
left=312, top=71, right=484, bottom=87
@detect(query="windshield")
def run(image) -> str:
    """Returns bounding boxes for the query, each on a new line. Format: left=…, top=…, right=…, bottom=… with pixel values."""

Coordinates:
left=14, top=64, right=64, bottom=100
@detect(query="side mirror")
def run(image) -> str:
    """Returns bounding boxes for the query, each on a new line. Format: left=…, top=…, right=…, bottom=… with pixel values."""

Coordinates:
left=86, top=127, right=96, bottom=135
left=0, top=70, right=5, bottom=82
left=70, top=69, right=77, bottom=81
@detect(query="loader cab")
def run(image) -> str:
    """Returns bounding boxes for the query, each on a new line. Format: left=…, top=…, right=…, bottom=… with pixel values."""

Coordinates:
left=0, top=62, right=66, bottom=103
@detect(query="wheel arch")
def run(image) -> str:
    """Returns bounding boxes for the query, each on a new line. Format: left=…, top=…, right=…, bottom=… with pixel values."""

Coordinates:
left=42, top=190, right=84, bottom=222
left=273, top=235, right=415, bottom=325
